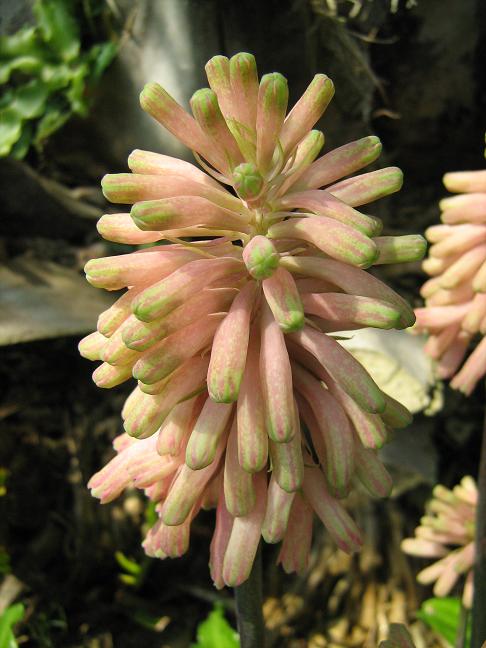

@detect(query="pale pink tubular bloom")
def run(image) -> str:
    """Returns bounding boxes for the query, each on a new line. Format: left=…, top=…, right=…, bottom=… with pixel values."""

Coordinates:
left=83, top=52, right=424, bottom=587
left=415, top=149, right=486, bottom=394
left=401, top=476, right=477, bottom=608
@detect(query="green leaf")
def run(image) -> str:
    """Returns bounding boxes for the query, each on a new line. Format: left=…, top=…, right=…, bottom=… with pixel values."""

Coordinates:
left=88, top=41, right=118, bottom=81
left=0, top=27, right=43, bottom=58
left=40, top=63, right=72, bottom=92
left=0, top=603, right=25, bottom=648
left=10, top=122, right=33, bottom=160
left=0, top=56, right=42, bottom=84
left=65, top=62, right=89, bottom=115
left=0, top=107, right=22, bottom=156
left=115, top=551, right=143, bottom=576
left=12, top=80, right=48, bottom=119
left=416, top=597, right=471, bottom=647
left=192, top=604, right=240, bottom=648
left=33, top=106, right=70, bottom=147
left=34, top=0, right=80, bottom=62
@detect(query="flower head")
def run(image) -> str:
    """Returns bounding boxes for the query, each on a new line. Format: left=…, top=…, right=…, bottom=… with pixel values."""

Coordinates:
left=401, top=476, right=477, bottom=607
left=81, top=53, right=424, bottom=587
left=415, top=145, right=486, bottom=394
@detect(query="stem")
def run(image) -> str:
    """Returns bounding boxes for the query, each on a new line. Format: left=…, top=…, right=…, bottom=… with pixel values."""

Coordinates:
left=471, top=394, right=486, bottom=647
left=234, top=544, right=265, bottom=648
left=455, top=602, right=469, bottom=648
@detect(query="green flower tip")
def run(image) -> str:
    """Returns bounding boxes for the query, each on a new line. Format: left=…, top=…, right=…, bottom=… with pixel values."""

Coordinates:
left=243, top=235, right=279, bottom=279
left=233, top=162, right=264, bottom=201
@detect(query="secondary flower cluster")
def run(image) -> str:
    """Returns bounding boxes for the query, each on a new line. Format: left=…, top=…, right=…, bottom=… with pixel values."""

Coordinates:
left=401, top=476, right=477, bottom=607
left=81, top=53, right=424, bottom=587
left=415, top=158, right=486, bottom=394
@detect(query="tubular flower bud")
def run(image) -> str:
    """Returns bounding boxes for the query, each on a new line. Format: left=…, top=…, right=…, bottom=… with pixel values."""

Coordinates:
left=242, top=235, right=279, bottom=279
left=83, top=53, right=421, bottom=588
left=415, top=148, right=486, bottom=394
left=401, top=477, right=477, bottom=608
left=232, top=162, right=264, bottom=201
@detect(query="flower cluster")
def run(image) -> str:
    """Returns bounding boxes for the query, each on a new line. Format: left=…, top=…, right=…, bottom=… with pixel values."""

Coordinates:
left=415, top=155, right=486, bottom=394
left=81, top=53, right=425, bottom=587
left=401, top=476, right=477, bottom=607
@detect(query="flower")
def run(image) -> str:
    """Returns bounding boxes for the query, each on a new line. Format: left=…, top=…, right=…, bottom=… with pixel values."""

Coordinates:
left=401, top=476, right=477, bottom=607
left=415, top=147, right=486, bottom=394
left=81, top=52, right=425, bottom=588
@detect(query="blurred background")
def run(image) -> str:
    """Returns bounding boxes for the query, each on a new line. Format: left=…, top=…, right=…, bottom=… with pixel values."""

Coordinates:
left=1, top=0, right=485, bottom=646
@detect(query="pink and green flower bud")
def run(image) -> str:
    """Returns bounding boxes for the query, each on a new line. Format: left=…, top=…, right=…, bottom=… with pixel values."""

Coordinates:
left=124, top=286, right=237, bottom=352
left=276, top=131, right=325, bottom=197
left=207, top=281, right=257, bottom=403
left=140, top=82, right=227, bottom=174
left=85, top=248, right=196, bottom=291
left=260, top=303, right=296, bottom=442
left=293, top=135, right=382, bottom=192
left=279, top=73, right=334, bottom=157
left=381, top=392, right=413, bottom=429
left=185, top=400, right=234, bottom=469
left=461, top=293, right=486, bottom=333
left=262, top=267, right=304, bottom=332
left=327, top=166, right=403, bottom=208
left=232, top=162, right=264, bottom=201
left=98, top=287, right=143, bottom=337
left=131, top=195, right=248, bottom=233
left=224, top=420, right=256, bottom=517
left=261, top=475, right=295, bottom=543
left=268, top=217, right=378, bottom=269
left=301, top=292, right=401, bottom=330
left=280, top=255, right=415, bottom=328
left=439, top=244, right=486, bottom=289
left=440, top=194, right=486, bottom=224
left=328, top=380, right=388, bottom=449
left=132, top=257, right=242, bottom=322
left=133, top=314, right=223, bottom=385
left=277, top=493, right=313, bottom=574
left=236, top=332, right=268, bottom=472
left=292, top=364, right=354, bottom=498
left=472, top=257, right=486, bottom=292
left=161, top=435, right=226, bottom=526
left=102, top=172, right=243, bottom=213
left=128, top=149, right=221, bottom=187
left=229, top=52, right=259, bottom=130
left=242, top=235, right=279, bottom=279
left=190, top=87, right=243, bottom=169
left=222, top=469, right=267, bottom=587
left=290, top=325, right=385, bottom=413
left=373, top=235, right=427, bottom=265
left=303, top=467, right=363, bottom=554
left=269, top=421, right=304, bottom=493
left=256, top=73, right=289, bottom=175
left=97, top=213, right=163, bottom=245
left=100, top=323, right=139, bottom=366
left=124, top=357, right=209, bottom=438
left=209, top=491, right=233, bottom=589
left=443, top=169, right=486, bottom=193
left=92, top=362, right=132, bottom=389
left=354, top=444, right=393, bottom=498
left=157, top=397, right=199, bottom=456
left=79, top=331, right=107, bottom=361
left=144, top=516, right=192, bottom=559
left=277, top=189, right=381, bottom=237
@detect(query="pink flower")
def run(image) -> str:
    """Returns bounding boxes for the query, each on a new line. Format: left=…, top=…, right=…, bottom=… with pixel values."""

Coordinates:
left=415, top=153, right=486, bottom=394
left=401, top=476, right=477, bottom=608
left=81, top=53, right=424, bottom=587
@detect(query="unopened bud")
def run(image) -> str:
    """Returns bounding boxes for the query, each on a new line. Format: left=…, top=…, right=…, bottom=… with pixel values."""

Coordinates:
left=233, top=162, right=264, bottom=201
left=243, top=235, right=279, bottom=279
